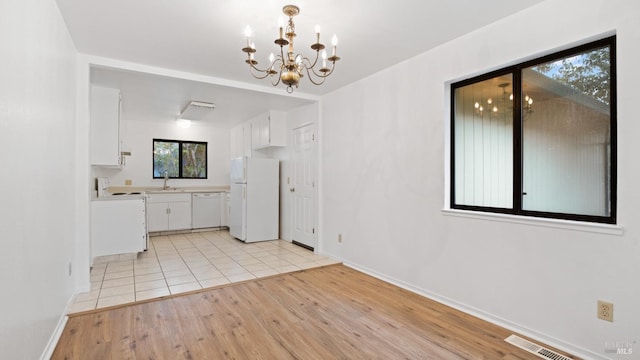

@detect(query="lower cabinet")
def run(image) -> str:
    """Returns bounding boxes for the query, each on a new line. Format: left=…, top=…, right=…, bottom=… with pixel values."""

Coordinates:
left=146, top=193, right=192, bottom=232
left=91, top=198, right=147, bottom=259
left=220, top=192, right=230, bottom=227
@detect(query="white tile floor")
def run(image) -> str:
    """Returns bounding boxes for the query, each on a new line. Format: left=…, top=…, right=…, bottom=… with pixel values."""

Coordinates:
left=69, top=230, right=339, bottom=314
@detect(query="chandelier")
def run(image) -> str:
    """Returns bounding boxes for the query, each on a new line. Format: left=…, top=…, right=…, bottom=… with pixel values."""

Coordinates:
left=474, top=83, right=534, bottom=116
left=241, top=5, right=341, bottom=93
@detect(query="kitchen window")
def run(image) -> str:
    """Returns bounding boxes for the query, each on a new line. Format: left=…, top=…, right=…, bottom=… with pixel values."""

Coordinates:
left=450, top=36, right=616, bottom=224
left=153, top=139, right=208, bottom=179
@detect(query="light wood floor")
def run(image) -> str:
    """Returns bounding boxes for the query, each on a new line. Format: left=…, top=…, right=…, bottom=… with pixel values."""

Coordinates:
left=53, top=264, right=578, bottom=359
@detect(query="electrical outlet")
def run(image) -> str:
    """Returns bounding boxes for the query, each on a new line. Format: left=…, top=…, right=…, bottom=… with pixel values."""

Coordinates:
left=597, top=300, right=613, bottom=322
left=338, top=234, right=342, bottom=243
left=125, top=179, right=132, bottom=186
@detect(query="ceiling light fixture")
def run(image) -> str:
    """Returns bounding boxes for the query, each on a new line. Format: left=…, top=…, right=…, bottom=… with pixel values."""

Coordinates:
left=242, top=5, right=341, bottom=93
left=176, top=101, right=215, bottom=127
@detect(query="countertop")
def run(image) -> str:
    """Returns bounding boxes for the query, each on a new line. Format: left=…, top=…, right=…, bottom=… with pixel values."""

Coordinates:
left=92, top=186, right=230, bottom=201
left=109, top=185, right=230, bottom=194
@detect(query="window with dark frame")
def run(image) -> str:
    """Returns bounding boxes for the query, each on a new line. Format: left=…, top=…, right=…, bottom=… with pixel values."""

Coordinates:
left=450, top=36, right=616, bottom=224
left=153, top=139, right=208, bottom=179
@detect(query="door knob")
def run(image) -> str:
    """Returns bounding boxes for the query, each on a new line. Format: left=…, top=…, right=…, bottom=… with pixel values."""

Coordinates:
left=290, top=188, right=295, bottom=192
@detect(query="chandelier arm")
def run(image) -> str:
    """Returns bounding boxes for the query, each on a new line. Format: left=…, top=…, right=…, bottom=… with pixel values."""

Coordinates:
left=247, top=54, right=285, bottom=80
left=305, top=60, right=336, bottom=79
left=305, top=50, right=321, bottom=69
left=248, top=66, right=274, bottom=80
left=270, top=58, right=284, bottom=87
left=271, top=69, right=283, bottom=87
left=246, top=53, right=278, bottom=73
left=302, top=65, right=327, bottom=86
left=300, top=56, right=317, bottom=72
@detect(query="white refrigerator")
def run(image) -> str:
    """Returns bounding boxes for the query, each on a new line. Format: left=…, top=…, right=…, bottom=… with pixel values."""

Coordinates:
left=229, top=157, right=279, bottom=242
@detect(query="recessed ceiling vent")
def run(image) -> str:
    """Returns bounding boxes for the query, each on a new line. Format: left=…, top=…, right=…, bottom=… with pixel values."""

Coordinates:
left=178, top=101, right=216, bottom=121
left=505, top=335, right=573, bottom=360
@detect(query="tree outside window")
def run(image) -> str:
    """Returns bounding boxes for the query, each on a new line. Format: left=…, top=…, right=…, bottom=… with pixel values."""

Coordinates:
left=153, top=139, right=207, bottom=179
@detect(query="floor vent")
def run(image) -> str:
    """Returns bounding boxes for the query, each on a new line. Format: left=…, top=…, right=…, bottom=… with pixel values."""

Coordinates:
left=505, top=335, right=572, bottom=360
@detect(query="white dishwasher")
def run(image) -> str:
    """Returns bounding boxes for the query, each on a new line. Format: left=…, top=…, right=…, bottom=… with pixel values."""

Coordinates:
left=191, top=192, right=222, bottom=229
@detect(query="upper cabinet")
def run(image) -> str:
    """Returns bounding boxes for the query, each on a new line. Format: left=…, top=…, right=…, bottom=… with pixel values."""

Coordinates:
left=251, top=110, right=286, bottom=149
left=90, top=86, right=122, bottom=167
left=230, top=121, right=252, bottom=159
left=230, top=110, right=287, bottom=159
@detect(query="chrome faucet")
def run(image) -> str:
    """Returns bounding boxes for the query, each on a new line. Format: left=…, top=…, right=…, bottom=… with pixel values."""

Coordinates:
left=163, top=171, right=169, bottom=190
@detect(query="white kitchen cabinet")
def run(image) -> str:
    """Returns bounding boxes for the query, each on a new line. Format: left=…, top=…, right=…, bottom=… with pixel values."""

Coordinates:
left=147, top=202, right=170, bottom=232
left=146, top=193, right=192, bottom=232
left=169, top=201, right=192, bottom=230
left=91, top=198, right=146, bottom=259
left=220, top=192, right=229, bottom=227
left=230, top=121, right=253, bottom=159
left=251, top=110, right=287, bottom=149
left=90, top=86, right=122, bottom=167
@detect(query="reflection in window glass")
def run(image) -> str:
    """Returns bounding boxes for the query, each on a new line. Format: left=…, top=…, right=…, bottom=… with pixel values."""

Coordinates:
left=454, top=74, right=513, bottom=208
left=522, top=46, right=611, bottom=216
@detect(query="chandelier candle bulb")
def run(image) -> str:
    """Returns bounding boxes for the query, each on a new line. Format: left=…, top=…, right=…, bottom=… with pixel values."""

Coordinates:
left=331, top=34, right=338, bottom=56
left=243, top=25, right=253, bottom=47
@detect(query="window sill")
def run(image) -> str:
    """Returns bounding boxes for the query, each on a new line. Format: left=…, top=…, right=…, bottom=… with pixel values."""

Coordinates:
left=441, top=209, right=624, bottom=236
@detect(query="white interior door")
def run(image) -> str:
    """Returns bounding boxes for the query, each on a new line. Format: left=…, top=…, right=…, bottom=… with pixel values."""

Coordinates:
left=291, top=123, right=316, bottom=249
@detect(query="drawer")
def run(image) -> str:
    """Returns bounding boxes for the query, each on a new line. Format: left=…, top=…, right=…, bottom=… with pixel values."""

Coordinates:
left=145, top=193, right=192, bottom=203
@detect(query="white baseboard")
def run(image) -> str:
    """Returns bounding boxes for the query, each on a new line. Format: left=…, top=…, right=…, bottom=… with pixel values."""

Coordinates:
left=333, top=259, right=608, bottom=360
left=40, top=312, right=68, bottom=360
left=40, top=291, right=81, bottom=360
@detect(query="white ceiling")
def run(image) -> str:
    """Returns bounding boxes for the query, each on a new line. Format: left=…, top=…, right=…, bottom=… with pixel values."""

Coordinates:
left=56, top=0, right=545, bottom=127
left=90, top=66, right=314, bottom=128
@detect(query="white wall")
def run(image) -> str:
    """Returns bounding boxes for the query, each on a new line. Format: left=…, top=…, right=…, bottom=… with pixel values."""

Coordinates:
left=101, top=119, right=230, bottom=189
left=0, top=0, right=78, bottom=358
left=320, top=0, right=639, bottom=359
